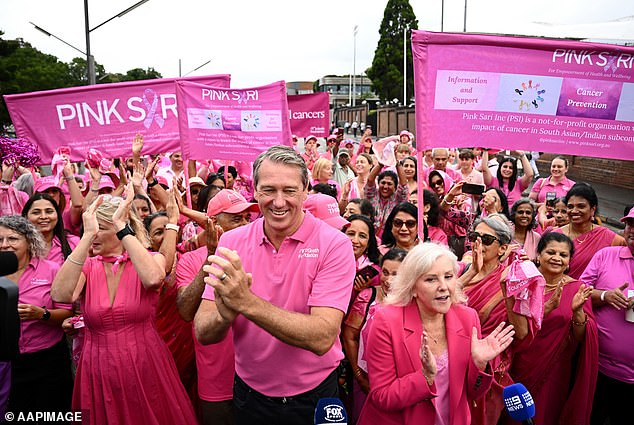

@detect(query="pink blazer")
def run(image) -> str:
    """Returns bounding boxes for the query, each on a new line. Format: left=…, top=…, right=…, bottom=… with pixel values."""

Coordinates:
left=357, top=302, right=492, bottom=425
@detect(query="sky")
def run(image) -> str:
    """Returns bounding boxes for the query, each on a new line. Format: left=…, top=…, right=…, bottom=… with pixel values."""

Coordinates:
left=1, top=0, right=634, bottom=87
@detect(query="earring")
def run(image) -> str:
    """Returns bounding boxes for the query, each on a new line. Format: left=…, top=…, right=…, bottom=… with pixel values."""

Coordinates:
left=534, top=259, right=541, bottom=267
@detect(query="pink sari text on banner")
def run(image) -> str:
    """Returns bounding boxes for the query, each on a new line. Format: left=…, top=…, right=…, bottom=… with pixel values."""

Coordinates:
left=176, top=80, right=292, bottom=162
left=287, top=92, right=330, bottom=137
left=412, top=30, right=634, bottom=160
left=4, top=75, right=231, bottom=164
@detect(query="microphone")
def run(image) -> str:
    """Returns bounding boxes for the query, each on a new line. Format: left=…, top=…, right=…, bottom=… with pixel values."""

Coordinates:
left=503, top=383, right=536, bottom=425
left=314, top=397, right=347, bottom=425
left=0, top=252, right=20, bottom=360
left=0, top=251, right=18, bottom=276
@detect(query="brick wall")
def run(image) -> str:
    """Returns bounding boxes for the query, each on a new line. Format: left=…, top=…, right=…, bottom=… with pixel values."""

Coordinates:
left=537, top=153, right=634, bottom=190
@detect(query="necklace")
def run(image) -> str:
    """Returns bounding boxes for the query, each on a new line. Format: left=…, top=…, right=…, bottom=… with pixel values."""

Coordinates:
left=544, top=277, right=566, bottom=292
left=568, top=224, right=594, bottom=244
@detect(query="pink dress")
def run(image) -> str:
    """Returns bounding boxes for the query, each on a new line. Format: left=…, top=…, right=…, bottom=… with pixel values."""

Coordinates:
left=73, top=257, right=197, bottom=424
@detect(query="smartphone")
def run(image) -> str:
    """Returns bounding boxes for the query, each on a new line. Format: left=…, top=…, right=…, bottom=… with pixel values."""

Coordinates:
left=546, top=192, right=557, bottom=201
left=462, top=183, right=486, bottom=196
left=357, top=265, right=379, bottom=281
left=337, top=127, right=344, bottom=136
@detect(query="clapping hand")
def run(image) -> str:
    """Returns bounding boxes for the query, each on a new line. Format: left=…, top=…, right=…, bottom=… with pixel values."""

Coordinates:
left=571, top=283, right=593, bottom=312
left=471, top=322, right=515, bottom=371
left=420, top=332, right=437, bottom=385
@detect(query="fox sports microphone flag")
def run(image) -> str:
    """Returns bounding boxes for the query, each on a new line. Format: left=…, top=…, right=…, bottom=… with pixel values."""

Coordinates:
left=314, top=398, right=347, bottom=425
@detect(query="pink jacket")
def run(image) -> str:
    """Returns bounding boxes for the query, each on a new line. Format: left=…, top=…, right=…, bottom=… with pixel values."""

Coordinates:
left=358, top=302, right=492, bottom=425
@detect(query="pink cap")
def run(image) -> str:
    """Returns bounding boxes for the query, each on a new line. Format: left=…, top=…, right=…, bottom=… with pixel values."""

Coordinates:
left=303, top=193, right=349, bottom=230
left=327, top=134, right=337, bottom=141
left=155, top=175, right=169, bottom=187
left=305, top=135, right=320, bottom=147
left=99, top=175, right=116, bottom=190
left=207, top=189, right=259, bottom=217
left=399, top=130, right=410, bottom=137
left=34, top=176, right=58, bottom=193
left=621, top=206, right=634, bottom=222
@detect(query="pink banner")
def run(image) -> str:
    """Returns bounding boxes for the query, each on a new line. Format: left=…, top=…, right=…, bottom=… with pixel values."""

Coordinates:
left=4, top=75, right=231, bottom=163
left=287, top=92, right=330, bottom=137
left=412, top=31, right=634, bottom=160
left=176, top=80, right=291, bottom=162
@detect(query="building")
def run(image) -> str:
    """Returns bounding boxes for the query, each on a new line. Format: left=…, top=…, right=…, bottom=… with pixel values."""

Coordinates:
left=316, top=75, right=377, bottom=108
left=286, top=81, right=314, bottom=95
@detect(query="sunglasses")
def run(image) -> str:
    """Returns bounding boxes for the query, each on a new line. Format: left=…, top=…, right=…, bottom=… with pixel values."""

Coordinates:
left=468, top=232, right=499, bottom=246
left=430, top=180, right=444, bottom=188
left=393, top=218, right=417, bottom=230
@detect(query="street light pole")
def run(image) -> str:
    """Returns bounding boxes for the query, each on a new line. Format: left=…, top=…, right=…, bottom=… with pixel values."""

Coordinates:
left=352, top=25, right=358, bottom=107
left=403, top=26, right=407, bottom=105
left=84, top=0, right=96, bottom=85
left=33, top=0, right=150, bottom=85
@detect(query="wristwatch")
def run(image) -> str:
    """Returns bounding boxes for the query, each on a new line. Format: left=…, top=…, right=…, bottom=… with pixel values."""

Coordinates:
left=41, top=307, right=51, bottom=321
left=147, top=178, right=159, bottom=188
left=116, top=224, right=136, bottom=240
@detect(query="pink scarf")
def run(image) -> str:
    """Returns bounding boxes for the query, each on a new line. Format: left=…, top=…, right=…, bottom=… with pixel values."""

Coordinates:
left=505, top=254, right=545, bottom=329
left=97, top=252, right=129, bottom=274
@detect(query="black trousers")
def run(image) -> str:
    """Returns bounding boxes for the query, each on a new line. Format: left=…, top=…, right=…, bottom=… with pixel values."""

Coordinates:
left=591, top=371, right=634, bottom=425
left=8, top=337, right=73, bottom=419
left=233, top=369, right=338, bottom=425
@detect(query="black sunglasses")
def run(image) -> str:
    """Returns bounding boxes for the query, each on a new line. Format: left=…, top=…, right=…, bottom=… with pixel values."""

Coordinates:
left=393, top=218, right=417, bottom=230
left=468, top=231, right=499, bottom=246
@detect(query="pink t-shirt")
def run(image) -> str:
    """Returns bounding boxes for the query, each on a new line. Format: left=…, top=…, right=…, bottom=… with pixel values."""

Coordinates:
left=489, top=176, right=528, bottom=209
left=460, top=169, right=484, bottom=185
left=18, top=258, right=72, bottom=353
left=175, top=247, right=235, bottom=402
left=46, top=234, right=80, bottom=267
left=530, top=176, right=575, bottom=203
left=580, top=246, right=634, bottom=383
left=202, top=212, right=356, bottom=396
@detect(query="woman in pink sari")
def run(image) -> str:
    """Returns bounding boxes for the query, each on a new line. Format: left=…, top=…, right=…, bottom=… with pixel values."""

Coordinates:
left=554, top=183, right=625, bottom=279
left=510, top=199, right=540, bottom=260
left=458, top=216, right=541, bottom=425
left=506, top=232, right=598, bottom=425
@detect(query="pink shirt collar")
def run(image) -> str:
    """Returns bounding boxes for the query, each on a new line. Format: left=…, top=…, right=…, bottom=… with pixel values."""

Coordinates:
left=255, top=211, right=318, bottom=246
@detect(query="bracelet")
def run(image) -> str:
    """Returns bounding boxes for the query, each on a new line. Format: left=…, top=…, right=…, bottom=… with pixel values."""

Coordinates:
left=600, top=290, right=607, bottom=302
left=165, top=223, right=179, bottom=232
left=572, top=313, right=588, bottom=326
left=443, top=198, right=456, bottom=205
left=353, top=369, right=363, bottom=377
left=147, top=179, right=159, bottom=188
left=67, top=256, right=85, bottom=266
left=64, top=176, right=74, bottom=182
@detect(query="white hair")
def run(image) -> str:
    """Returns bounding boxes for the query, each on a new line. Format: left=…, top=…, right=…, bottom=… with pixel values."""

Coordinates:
left=386, top=242, right=460, bottom=307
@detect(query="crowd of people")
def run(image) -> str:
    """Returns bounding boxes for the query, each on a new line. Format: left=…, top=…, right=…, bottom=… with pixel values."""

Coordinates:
left=0, top=127, right=632, bottom=425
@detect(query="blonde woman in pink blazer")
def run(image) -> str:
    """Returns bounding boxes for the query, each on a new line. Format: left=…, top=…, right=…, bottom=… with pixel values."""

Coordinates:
left=358, top=243, right=515, bottom=425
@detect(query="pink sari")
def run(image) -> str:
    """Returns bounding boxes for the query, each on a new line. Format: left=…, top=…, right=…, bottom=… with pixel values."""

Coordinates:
left=463, top=264, right=538, bottom=425
left=507, top=280, right=598, bottom=425
left=554, top=226, right=620, bottom=279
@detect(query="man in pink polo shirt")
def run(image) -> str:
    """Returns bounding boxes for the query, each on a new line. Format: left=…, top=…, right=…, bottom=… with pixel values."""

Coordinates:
left=176, top=189, right=259, bottom=425
left=194, top=146, right=356, bottom=425
left=581, top=206, right=634, bottom=425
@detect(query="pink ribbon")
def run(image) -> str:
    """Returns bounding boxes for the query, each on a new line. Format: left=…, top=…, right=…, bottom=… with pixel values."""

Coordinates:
left=142, top=89, right=165, bottom=129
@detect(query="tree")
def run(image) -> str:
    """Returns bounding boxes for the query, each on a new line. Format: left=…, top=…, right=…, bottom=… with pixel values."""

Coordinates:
left=366, top=0, right=418, bottom=103
left=0, top=32, right=163, bottom=131
left=0, top=33, right=72, bottom=130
